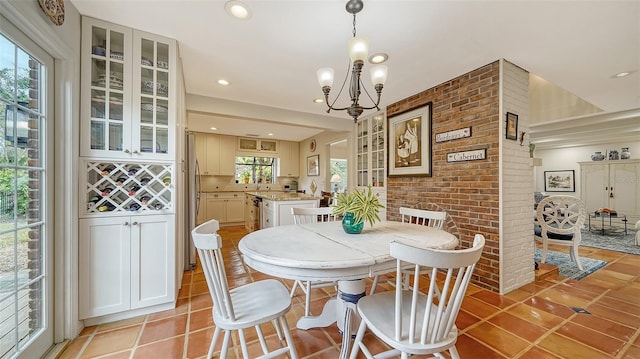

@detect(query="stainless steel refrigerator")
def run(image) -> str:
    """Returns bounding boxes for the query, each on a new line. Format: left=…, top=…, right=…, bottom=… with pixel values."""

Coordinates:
left=185, top=132, right=200, bottom=270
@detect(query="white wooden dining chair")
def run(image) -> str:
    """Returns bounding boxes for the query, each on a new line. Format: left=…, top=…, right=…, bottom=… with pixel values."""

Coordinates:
left=290, top=206, right=337, bottom=316
left=349, top=234, right=485, bottom=359
left=192, top=219, right=298, bottom=359
left=369, top=207, right=447, bottom=294
left=534, top=195, right=586, bottom=270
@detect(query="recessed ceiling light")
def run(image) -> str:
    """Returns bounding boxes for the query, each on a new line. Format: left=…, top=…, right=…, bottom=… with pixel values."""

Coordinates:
left=210, top=127, right=218, bottom=130
left=611, top=71, right=635, bottom=79
left=369, top=53, right=388, bottom=64
left=313, top=98, right=324, bottom=103
left=217, top=79, right=230, bottom=86
left=267, top=133, right=274, bottom=136
left=225, top=1, right=252, bottom=20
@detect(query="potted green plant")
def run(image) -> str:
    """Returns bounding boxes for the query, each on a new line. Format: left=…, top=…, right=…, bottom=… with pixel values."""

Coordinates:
left=331, top=186, right=385, bottom=234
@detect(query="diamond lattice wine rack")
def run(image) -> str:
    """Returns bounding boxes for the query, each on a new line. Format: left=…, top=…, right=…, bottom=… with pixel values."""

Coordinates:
left=83, top=161, right=173, bottom=215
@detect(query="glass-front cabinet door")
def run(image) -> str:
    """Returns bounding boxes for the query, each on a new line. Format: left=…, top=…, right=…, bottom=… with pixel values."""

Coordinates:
left=356, top=112, right=386, bottom=188
left=356, top=118, right=369, bottom=186
left=133, top=31, right=175, bottom=158
left=355, top=111, right=387, bottom=219
left=81, top=18, right=175, bottom=160
left=81, top=18, right=132, bottom=158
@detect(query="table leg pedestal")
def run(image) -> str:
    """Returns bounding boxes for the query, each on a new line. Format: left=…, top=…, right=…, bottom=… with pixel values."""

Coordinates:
left=294, top=280, right=366, bottom=359
left=336, top=280, right=365, bottom=359
left=296, top=299, right=337, bottom=330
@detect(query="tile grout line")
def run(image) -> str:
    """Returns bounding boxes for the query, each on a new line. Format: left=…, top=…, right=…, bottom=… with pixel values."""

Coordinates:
left=182, top=270, right=194, bottom=359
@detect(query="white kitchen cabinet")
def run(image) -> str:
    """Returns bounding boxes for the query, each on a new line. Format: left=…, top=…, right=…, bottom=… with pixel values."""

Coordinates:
left=262, top=199, right=319, bottom=228
left=355, top=111, right=387, bottom=220
left=238, top=138, right=278, bottom=154
left=244, top=194, right=260, bottom=232
left=204, top=192, right=245, bottom=225
left=194, top=132, right=235, bottom=176
left=219, top=135, right=236, bottom=175
left=579, top=160, right=640, bottom=216
left=79, top=214, right=175, bottom=319
left=81, top=17, right=176, bottom=160
left=277, top=140, right=300, bottom=177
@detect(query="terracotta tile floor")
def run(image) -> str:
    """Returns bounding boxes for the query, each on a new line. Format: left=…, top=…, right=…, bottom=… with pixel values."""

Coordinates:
left=60, top=226, right=640, bottom=358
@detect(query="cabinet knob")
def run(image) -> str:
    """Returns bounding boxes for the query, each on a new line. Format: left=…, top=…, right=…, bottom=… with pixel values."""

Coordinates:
left=132, top=150, right=139, bottom=155
left=132, top=221, right=139, bottom=226
left=123, top=222, right=129, bottom=226
left=124, top=149, right=130, bottom=154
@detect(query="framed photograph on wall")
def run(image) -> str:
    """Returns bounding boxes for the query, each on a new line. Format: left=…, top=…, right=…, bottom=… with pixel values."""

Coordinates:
left=388, top=103, right=432, bottom=177
left=505, top=112, right=518, bottom=140
left=544, top=170, right=575, bottom=192
left=307, top=155, right=319, bottom=176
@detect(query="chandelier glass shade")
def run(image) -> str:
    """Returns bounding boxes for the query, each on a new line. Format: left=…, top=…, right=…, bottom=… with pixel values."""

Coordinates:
left=316, top=0, right=388, bottom=122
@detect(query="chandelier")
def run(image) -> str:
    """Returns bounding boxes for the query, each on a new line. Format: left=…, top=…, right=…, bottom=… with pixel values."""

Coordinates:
left=316, top=0, right=388, bottom=123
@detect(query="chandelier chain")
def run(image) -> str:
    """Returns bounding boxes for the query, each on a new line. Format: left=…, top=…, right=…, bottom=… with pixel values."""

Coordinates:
left=352, top=14, right=357, bottom=37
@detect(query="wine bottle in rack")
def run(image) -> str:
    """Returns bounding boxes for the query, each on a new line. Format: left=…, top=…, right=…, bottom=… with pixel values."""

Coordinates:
left=115, top=176, right=127, bottom=186
left=140, top=195, right=150, bottom=205
left=127, top=165, right=140, bottom=176
left=100, top=164, right=115, bottom=176
left=128, top=184, right=140, bottom=196
left=87, top=195, right=100, bottom=210
left=129, top=203, right=141, bottom=212
left=140, top=177, right=151, bottom=186
left=101, top=186, right=114, bottom=197
left=97, top=202, right=115, bottom=212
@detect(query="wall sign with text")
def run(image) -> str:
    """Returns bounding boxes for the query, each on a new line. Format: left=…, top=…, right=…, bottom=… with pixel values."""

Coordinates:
left=435, top=127, right=472, bottom=143
left=446, top=149, right=487, bottom=162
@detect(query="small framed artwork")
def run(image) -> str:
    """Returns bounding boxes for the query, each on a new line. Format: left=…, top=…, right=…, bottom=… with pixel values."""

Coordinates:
left=505, top=112, right=518, bottom=140
left=307, top=155, right=319, bottom=176
left=388, top=103, right=432, bottom=177
left=544, top=170, right=575, bottom=192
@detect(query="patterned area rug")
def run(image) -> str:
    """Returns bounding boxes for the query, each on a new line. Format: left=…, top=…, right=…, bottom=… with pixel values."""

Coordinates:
left=534, top=248, right=607, bottom=280
left=580, top=229, right=639, bottom=255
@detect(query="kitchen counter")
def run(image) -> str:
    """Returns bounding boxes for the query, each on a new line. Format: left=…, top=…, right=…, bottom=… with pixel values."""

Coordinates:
left=246, top=191, right=319, bottom=201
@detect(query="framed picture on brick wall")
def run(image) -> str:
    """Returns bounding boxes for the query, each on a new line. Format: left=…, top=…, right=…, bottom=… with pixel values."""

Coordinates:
left=388, top=103, right=432, bottom=177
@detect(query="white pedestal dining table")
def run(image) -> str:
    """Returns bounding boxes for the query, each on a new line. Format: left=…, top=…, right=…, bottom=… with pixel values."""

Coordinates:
left=238, top=220, right=458, bottom=358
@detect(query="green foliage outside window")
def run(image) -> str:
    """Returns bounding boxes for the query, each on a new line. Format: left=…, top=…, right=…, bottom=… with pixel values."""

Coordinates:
left=0, top=58, right=32, bottom=218
left=235, top=156, right=274, bottom=184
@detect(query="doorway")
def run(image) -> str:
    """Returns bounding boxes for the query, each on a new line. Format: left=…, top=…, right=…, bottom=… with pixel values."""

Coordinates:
left=0, top=17, right=55, bottom=359
left=329, top=139, right=347, bottom=195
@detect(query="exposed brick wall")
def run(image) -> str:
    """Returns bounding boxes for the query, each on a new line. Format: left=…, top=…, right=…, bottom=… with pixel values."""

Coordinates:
left=386, top=61, right=502, bottom=291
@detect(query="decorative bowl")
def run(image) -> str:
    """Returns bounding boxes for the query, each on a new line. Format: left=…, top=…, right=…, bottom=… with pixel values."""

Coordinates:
left=110, top=51, right=124, bottom=60
left=591, top=152, right=605, bottom=161
left=92, top=46, right=106, bottom=56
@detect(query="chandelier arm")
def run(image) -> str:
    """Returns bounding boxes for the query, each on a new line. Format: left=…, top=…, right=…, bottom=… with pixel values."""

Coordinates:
left=358, top=79, right=383, bottom=111
left=324, top=59, right=354, bottom=113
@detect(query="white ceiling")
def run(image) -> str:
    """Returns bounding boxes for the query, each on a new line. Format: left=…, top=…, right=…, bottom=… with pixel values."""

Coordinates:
left=69, top=0, right=640, bottom=143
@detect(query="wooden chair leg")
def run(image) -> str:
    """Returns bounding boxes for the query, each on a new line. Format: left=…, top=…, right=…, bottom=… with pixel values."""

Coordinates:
left=220, top=330, right=231, bottom=359
left=304, top=281, right=312, bottom=316
left=208, top=326, right=221, bottom=359
left=237, top=328, right=250, bottom=359
left=279, top=316, right=299, bottom=359
left=369, top=275, right=379, bottom=295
